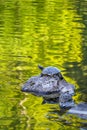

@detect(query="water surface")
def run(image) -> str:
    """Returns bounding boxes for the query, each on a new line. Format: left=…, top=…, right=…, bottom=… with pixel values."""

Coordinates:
left=0, top=0, right=87, bottom=129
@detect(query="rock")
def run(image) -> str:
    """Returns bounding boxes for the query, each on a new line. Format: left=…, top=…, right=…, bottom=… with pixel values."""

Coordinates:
left=21, top=66, right=75, bottom=108
left=68, top=103, right=87, bottom=119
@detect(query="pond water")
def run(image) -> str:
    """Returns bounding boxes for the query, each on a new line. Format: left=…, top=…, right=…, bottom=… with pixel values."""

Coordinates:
left=0, top=0, right=87, bottom=129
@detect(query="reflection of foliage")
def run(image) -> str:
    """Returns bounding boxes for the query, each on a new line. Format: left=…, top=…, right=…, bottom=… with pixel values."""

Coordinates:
left=0, top=0, right=84, bottom=65
left=47, top=109, right=87, bottom=130
left=0, top=0, right=87, bottom=129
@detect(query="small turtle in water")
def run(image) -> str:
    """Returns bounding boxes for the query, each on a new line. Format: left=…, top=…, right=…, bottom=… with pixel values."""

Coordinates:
left=38, top=65, right=63, bottom=79
left=21, top=65, right=75, bottom=108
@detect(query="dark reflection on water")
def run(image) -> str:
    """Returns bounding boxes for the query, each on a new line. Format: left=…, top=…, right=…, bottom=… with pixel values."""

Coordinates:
left=0, top=0, right=87, bottom=129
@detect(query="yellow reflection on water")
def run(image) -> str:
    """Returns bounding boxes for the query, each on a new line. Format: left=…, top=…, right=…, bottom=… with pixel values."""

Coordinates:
left=0, top=0, right=87, bottom=129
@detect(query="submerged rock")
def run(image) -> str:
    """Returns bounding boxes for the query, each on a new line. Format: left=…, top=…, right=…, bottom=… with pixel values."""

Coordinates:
left=68, top=102, right=87, bottom=119
left=21, top=65, right=75, bottom=108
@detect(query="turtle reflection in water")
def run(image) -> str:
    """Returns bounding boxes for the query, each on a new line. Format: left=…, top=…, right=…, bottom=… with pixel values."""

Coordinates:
left=21, top=65, right=75, bottom=108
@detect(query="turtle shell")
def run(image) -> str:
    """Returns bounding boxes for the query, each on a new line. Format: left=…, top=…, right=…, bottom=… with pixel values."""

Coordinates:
left=42, top=66, right=61, bottom=76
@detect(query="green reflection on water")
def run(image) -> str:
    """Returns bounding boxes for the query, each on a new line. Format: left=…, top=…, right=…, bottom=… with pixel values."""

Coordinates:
left=0, top=0, right=87, bottom=129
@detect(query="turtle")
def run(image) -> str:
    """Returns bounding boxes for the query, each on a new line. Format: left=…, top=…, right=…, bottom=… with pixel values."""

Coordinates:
left=38, top=65, right=63, bottom=79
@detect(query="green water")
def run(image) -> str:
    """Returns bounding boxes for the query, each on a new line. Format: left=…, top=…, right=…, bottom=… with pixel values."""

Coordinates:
left=0, top=0, right=87, bottom=129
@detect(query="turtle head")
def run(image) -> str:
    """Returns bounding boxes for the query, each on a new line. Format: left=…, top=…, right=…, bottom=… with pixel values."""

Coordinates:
left=38, top=65, right=44, bottom=71
left=58, top=72, right=63, bottom=80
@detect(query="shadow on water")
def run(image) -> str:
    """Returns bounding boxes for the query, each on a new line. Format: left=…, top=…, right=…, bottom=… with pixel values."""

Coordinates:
left=0, top=0, right=87, bottom=129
